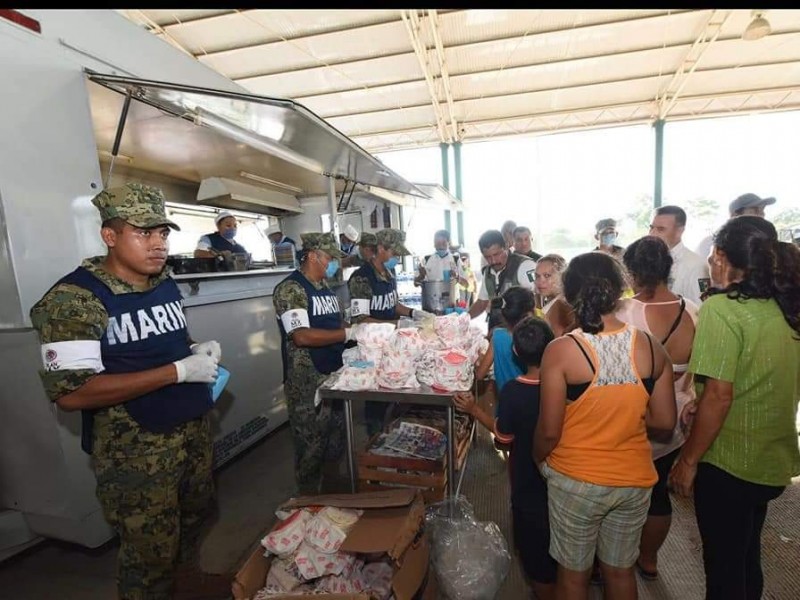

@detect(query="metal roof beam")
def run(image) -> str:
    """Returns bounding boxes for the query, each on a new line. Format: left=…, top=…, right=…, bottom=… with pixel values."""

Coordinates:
left=400, top=9, right=449, bottom=143
left=119, top=10, right=197, bottom=58
left=120, top=9, right=238, bottom=28
left=427, top=9, right=460, bottom=142
left=228, top=9, right=700, bottom=80
left=657, top=9, right=732, bottom=119
left=321, top=58, right=800, bottom=120
left=345, top=84, right=800, bottom=139
left=288, top=29, right=800, bottom=101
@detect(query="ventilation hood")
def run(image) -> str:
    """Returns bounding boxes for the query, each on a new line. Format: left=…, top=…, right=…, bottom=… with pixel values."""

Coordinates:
left=197, top=177, right=303, bottom=216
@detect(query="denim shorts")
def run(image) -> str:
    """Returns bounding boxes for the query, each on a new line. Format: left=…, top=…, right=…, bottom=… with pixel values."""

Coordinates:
left=542, top=462, right=651, bottom=571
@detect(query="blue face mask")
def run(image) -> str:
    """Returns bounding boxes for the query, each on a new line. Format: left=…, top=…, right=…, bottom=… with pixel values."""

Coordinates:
left=383, top=256, right=400, bottom=271
left=221, top=229, right=237, bottom=240
left=325, top=259, right=340, bottom=278
left=601, top=232, right=617, bottom=246
left=436, top=249, right=448, bottom=258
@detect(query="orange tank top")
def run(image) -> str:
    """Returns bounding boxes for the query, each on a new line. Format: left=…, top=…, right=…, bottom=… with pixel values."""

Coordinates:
left=547, top=325, right=657, bottom=488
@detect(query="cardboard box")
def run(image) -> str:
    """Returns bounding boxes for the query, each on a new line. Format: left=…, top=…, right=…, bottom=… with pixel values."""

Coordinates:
left=232, top=488, right=429, bottom=600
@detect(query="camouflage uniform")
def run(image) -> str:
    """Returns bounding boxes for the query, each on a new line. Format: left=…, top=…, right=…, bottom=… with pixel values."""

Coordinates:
left=29, top=184, right=215, bottom=600
left=273, top=232, right=346, bottom=494
left=347, top=228, right=411, bottom=324
left=347, top=229, right=411, bottom=436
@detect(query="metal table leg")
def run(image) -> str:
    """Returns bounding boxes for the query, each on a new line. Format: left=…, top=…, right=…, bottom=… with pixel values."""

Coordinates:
left=447, top=405, right=456, bottom=498
left=343, top=398, right=357, bottom=493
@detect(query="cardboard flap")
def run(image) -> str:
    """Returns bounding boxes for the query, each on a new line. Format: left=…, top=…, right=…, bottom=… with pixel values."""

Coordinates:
left=340, top=493, right=425, bottom=556
left=392, top=533, right=430, bottom=600
left=280, top=489, right=417, bottom=511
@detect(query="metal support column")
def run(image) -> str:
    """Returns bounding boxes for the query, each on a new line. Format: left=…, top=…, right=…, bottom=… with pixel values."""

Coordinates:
left=327, top=176, right=339, bottom=237
left=441, top=142, right=451, bottom=233
left=654, top=119, right=665, bottom=208
left=454, top=141, right=464, bottom=247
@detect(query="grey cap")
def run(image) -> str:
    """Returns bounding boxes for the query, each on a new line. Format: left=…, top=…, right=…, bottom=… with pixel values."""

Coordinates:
left=595, top=218, right=617, bottom=233
left=729, top=193, right=776, bottom=215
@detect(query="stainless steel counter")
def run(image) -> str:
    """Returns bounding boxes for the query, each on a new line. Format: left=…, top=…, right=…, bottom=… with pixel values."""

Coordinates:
left=174, top=267, right=294, bottom=307
left=318, top=376, right=471, bottom=498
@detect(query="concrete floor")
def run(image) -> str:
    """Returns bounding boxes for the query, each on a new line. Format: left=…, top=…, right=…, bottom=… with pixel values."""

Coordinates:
left=0, top=420, right=798, bottom=600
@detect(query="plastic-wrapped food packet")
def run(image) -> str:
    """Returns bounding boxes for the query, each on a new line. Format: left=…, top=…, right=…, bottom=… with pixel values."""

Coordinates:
left=261, top=509, right=312, bottom=557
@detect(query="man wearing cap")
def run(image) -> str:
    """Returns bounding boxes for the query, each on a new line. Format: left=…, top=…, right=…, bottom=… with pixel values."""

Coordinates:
left=266, top=224, right=298, bottom=250
left=348, top=228, right=432, bottom=325
left=194, top=210, right=248, bottom=257
left=649, top=205, right=710, bottom=305
left=339, top=224, right=360, bottom=255
left=29, top=183, right=227, bottom=599
left=594, top=218, right=625, bottom=258
left=273, top=232, right=361, bottom=494
left=348, top=228, right=433, bottom=435
left=695, top=193, right=777, bottom=261
left=414, top=229, right=468, bottom=287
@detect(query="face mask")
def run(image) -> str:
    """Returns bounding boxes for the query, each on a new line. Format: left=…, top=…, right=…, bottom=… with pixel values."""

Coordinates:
left=383, top=256, right=399, bottom=271
left=222, top=229, right=236, bottom=240
left=356, top=246, right=363, bottom=259
left=601, top=233, right=617, bottom=246
left=436, top=249, right=448, bottom=258
left=325, top=259, right=339, bottom=279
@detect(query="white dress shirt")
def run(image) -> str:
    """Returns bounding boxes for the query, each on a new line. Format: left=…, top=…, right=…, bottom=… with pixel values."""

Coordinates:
left=669, top=242, right=710, bottom=306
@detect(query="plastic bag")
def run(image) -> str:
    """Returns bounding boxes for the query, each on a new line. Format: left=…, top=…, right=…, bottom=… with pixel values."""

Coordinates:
left=424, top=496, right=510, bottom=600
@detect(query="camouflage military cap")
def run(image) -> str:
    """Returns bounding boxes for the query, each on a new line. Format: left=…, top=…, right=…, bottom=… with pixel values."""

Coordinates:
left=358, top=232, right=377, bottom=247
left=301, top=232, right=345, bottom=258
left=376, top=228, right=410, bottom=256
left=91, top=183, right=180, bottom=230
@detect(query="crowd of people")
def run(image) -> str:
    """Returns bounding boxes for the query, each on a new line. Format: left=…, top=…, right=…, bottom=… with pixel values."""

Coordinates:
left=455, top=193, right=800, bottom=600
left=27, top=180, right=799, bottom=600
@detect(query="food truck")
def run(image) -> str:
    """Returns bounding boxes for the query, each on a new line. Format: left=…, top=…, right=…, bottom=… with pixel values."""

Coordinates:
left=0, top=9, right=454, bottom=560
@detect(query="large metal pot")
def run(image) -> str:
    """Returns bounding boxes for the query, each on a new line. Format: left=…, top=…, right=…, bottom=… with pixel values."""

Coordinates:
left=421, top=280, right=459, bottom=314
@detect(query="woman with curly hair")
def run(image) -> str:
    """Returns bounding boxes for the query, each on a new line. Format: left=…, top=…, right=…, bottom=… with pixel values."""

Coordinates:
left=617, top=236, right=699, bottom=581
left=669, top=216, right=800, bottom=600
left=535, top=251, right=676, bottom=600
left=534, top=254, right=575, bottom=337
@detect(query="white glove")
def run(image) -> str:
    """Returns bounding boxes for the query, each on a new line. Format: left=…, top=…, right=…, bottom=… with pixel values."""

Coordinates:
left=412, top=309, right=435, bottom=322
left=190, top=340, right=222, bottom=362
left=344, top=324, right=362, bottom=343
left=174, top=354, right=219, bottom=384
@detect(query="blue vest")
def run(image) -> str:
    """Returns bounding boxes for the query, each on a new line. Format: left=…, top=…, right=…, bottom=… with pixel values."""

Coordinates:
left=60, top=267, right=212, bottom=453
left=351, top=262, right=398, bottom=321
left=277, top=270, right=345, bottom=382
left=207, top=231, right=247, bottom=254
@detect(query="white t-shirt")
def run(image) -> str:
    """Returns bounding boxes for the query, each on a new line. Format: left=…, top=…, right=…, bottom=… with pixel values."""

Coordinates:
left=477, top=257, right=537, bottom=300
left=669, top=242, right=710, bottom=306
left=423, top=252, right=464, bottom=281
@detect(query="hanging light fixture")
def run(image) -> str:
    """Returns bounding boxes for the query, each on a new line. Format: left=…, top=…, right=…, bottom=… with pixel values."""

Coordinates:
left=743, top=10, right=771, bottom=41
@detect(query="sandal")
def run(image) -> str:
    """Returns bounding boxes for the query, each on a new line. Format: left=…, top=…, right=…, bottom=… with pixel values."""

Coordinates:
left=636, top=561, right=659, bottom=581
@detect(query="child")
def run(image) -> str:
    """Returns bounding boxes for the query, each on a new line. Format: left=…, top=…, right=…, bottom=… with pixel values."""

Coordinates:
left=454, top=316, right=557, bottom=600
left=475, top=286, right=536, bottom=400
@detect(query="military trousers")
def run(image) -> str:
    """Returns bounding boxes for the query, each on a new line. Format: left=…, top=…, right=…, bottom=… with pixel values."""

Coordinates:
left=93, top=406, right=215, bottom=600
left=285, top=371, right=345, bottom=495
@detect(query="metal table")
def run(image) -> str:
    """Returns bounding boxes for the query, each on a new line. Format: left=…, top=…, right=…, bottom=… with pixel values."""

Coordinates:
left=318, top=377, right=472, bottom=498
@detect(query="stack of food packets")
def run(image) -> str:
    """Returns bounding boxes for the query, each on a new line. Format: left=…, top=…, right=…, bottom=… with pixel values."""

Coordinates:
left=257, top=504, right=398, bottom=598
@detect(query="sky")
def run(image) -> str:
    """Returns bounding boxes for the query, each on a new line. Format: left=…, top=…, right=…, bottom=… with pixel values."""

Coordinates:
left=376, top=110, right=800, bottom=261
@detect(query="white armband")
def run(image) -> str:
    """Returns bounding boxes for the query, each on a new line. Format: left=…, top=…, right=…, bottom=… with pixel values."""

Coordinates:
left=350, top=298, right=371, bottom=318
left=41, top=341, right=105, bottom=373
left=281, top=309, right=310, bottom=334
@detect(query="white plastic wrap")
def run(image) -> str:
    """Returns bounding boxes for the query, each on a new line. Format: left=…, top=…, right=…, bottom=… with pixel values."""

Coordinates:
left=425, top=496, right=510, bottom=600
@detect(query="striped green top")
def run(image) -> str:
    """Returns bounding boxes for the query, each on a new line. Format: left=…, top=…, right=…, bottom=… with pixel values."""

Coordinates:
left=690, top=294, right=800, bottom=486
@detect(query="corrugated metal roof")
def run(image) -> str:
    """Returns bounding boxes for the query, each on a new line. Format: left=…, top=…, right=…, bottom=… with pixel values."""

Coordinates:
left=118, top=9, right=800, bottom=153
